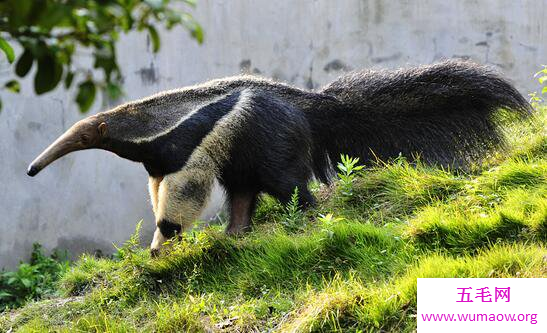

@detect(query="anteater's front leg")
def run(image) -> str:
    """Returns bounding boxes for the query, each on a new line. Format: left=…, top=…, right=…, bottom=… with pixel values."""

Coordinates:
left=148, top=176, right=163, bottom=215
left=150, top=167, right=214, bottom=256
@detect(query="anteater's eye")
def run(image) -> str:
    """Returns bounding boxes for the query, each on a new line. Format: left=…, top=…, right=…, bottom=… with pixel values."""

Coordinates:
left=81, top=134, right=90, bottom=143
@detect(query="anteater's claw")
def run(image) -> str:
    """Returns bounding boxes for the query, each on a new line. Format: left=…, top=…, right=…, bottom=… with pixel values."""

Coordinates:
left=150, top=248, right=161, bottom=258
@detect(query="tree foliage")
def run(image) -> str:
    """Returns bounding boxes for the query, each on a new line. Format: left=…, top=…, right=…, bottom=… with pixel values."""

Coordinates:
left=0, top=0, right=202, bottom=112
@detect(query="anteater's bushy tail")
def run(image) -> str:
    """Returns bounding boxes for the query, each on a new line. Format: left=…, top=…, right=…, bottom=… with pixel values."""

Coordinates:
left=309, top=60, right=531, bottom=182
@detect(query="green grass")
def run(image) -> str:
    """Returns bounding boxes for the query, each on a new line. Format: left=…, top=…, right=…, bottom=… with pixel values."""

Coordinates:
left=0, top=244, right=69, bottom=309
left=1, top=108, right=545, bottom=332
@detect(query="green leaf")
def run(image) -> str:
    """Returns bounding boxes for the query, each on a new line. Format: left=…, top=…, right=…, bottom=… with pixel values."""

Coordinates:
left=0, top=37, right=15, bottom=63
left=191, top=25, right=204, bottom=44
left=12, top=1, right=33, bottom=23
left=5, top=80, right=21, bottom=93
left=76, top=80, right=96, bottom=113
left=542, top=86, right=547, bottom=95
left=165, top=11, right=183, bottom=28
left=34, top=53, right=63, bottom=94
left=93, top=45, right=118, bottom=81
left=15, top=49, right=34, bottom=77
left=147, top=25, right=160, bottom=52
left=21, top=278, right=32, bottom=288
left=64, top=71, right=74, bottom=89
left=106, top=82, right=123, bottom=100
left=38, top=4, right=70, bottom=29
left=539, top=76, right=547, bottom=85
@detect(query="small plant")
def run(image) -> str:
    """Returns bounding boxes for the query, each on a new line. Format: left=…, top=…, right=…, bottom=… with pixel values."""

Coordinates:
left=281, top=187, right=305, bottom=232
left=529, top=65, right=547, bottom=108
left=337, top=154, right=364, bottom=198
left=113, top=221, right=143, bottom=262
left=317, top=213, right=345, bottom=227
left=318, top=213, right=345, bottom=239
left=0, top=244, right=69, bottom=310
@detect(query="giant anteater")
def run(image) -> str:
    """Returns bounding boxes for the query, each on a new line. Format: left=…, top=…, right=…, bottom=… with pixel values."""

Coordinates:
left=27, top=60, right=530, bottom=254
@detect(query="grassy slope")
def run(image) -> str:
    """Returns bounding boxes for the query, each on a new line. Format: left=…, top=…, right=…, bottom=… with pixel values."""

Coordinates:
left=1, top=108, right=546, bottom=333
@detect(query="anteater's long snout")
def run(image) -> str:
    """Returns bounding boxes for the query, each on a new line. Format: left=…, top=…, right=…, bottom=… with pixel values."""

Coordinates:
left=27, top=164, right=40, bottom=177
left=27, top=117, right=107, bottom=177
left=27, top=129, right=83, bottom=177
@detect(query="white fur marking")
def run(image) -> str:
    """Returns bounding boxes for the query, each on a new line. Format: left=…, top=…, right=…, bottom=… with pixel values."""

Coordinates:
left=150, top=228, right=167, bottom=250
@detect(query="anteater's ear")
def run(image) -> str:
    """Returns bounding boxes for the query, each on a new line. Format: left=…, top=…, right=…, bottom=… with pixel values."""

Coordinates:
left=98, top=122, right=107, bottom=137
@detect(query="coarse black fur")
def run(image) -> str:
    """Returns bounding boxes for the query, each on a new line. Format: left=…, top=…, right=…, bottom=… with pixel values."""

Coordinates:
left=218, top=90, right=316, bottom=207
left=309, top=60, right=531, bottom=181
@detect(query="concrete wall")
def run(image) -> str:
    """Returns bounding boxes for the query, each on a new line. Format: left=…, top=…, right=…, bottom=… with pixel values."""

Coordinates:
left=0, top=0, right=545, bottom=268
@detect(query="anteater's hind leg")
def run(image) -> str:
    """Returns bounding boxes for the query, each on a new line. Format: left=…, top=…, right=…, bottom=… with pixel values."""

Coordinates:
left=279, top=184, right=315, bottom=208
left=266, top=178, right=316, bottom=209
left=298, top=187, right=316, bottom=208
left=264, top=163, right=316, bottom=209
left=261, top=155, right=316, bottom=209
left=226, top=191, right=258, bottom=235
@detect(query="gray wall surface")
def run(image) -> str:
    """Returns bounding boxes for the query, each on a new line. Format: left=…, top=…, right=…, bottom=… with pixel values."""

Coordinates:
left=1, top=0, right=545, bottom=268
